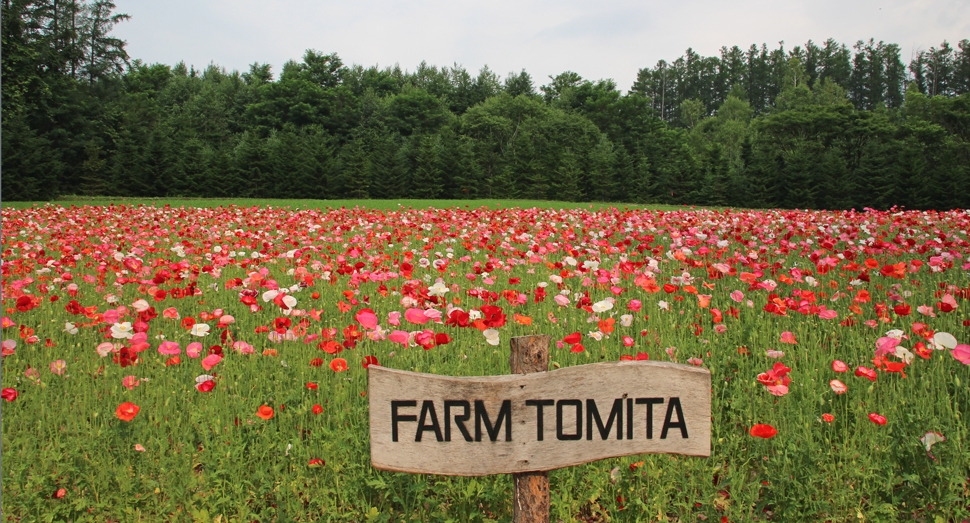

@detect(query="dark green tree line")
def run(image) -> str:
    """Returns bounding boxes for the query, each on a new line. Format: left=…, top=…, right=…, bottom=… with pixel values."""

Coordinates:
left=3, top=5, right=969, bottom=209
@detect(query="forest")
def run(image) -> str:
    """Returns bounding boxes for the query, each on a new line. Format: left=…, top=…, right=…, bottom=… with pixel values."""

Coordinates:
left=3, top=0, right=970, bottom=209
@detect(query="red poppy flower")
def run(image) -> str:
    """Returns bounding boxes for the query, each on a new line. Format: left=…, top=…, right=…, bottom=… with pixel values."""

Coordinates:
left=570, top=343, right=585, bottom=353
left=308, top=458, right=325, bottom=467
left=196, top=380, right=215, bottom=392
left=563, top=332, right=582, bottom=345
left=309, top=358, right=324, bottom=367
left=312, top=404, right=323, bottom=415
left=65, top=300, right=83, bottom=315
left=116, top=402, right=140, bottom=421
left=256, top=405, right=274, bottom=420
left=854, top=366, right=877, bottom=381
left=749, top=424, right=778, bottom=438
left=181, top=317, right=196, bottom=329
left=306, top=382, right=318, bottom=390
left=318, top=340, right=343, bottom=355
left=868, top=413, right=887, bottom=425
left=362, top=356, right=379, bottom=368
left=15, top=295, right=34, bottom=312
left=330, top=358, right=348, bottom=372
left=446, top=309, right=470, bottom=327
left=1, top=388, right=18, bottom=402
left=480, top=304, right=507, bottom=328
left=434, top=333, right=451, bottom=346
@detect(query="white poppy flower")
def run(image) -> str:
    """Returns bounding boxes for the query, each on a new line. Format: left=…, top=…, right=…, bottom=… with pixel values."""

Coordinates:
left=591, top=300, right=613, bottom=313
left=110, top=322, right=135, bottom=340
left=483, top=329, right=500, bottom=346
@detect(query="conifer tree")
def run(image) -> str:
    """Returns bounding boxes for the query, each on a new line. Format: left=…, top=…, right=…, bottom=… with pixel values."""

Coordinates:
left=554, top=150, right=583, bottom=202
left=343, top=141, right=372, bottom=199
left=411, top=135, right=443, bottom=198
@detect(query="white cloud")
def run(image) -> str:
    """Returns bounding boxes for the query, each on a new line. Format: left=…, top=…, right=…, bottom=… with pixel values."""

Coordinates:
left=113, top=0, right=969, bottom=91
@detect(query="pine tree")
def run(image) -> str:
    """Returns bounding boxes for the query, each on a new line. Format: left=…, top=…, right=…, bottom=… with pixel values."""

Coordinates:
left=343, top=142, right=372, bottom=199
left=78, top=140, right=107, bottom=195
left=232, top=131, right=268, bottom=197
left=411, top=135, right=443, bottom=198
left=453, top=137, right=484, bottom=199
left=588, top=136, right=616, bottom=202
left=553, top=150, right=583, bottom=202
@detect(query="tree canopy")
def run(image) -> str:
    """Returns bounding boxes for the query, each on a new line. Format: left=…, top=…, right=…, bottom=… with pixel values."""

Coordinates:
left=3, top=2, right=969, bottom=209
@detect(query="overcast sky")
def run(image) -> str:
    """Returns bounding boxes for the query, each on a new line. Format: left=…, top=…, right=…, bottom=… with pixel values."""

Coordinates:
left=111, top=0, right=969, bottom=92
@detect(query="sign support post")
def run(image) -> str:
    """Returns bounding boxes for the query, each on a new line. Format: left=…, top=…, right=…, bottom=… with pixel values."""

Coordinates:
left=367, top=333, right=711, bottom=519
left=509, top=335, right=551, bottom=523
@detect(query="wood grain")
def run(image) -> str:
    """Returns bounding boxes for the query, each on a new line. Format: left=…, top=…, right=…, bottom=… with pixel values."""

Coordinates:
left=368, top=359, right=711, bottom=476
left=509, top=335, right=551, bottom=523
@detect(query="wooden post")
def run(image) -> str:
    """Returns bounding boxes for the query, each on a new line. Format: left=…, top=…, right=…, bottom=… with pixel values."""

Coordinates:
left=509, top=335, right=551, bottom=523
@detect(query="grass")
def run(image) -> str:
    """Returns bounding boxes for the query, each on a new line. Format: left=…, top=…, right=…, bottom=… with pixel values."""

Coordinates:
left=1, top=200, right=968, bottom=522
left=0, top=197, right=685, bottom=212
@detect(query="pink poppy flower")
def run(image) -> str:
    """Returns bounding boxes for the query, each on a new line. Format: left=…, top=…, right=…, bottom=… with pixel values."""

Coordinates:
left=201, top=353, right=222, bottom=371
left=186, top=342, right=203, bottom=358
left=102, top=309, right=121, bottom=324
left=875, top=336, right=900, bottom=356
left=388, top=330, right=410, bottom=346
left=96, top=342, right=115, bottom=357
left=158, top=341, right=181, bottom=356
left=50, top=360, right=67, bottom=375
left=920, top=431, right=945, bottom=451
left=855, top=366, right=877, bottom=381
left=355, top=309, right=378, bottom=330
left=404, top=308, right=430, bottom=325
left=952, top=344, right=970, bottom=365
left=868, top=413, right=887, bottom=425
left=832, top=360, right=848, bottom=372
left=780, top=331, right=797, bottom=344
left=829, top=379, right=847, bottom=394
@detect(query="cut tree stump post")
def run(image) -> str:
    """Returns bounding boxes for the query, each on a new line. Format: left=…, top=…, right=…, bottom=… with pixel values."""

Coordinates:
left=509, top=335, right=551, bottom=523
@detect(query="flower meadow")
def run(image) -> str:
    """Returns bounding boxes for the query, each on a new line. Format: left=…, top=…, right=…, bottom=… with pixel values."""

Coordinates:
left=2, top=202, right=969, bottom=522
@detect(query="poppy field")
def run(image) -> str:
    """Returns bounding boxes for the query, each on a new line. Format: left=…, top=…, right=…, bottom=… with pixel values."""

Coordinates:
left=1, top=202, right=969, bottom=522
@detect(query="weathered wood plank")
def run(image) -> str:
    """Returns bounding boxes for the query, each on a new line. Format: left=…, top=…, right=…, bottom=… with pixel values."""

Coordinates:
left=368, top=360, right=711, bottom=476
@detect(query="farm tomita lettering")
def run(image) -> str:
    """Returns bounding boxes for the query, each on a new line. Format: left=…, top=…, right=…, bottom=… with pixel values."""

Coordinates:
left=390, top=397, right=688, bottom=443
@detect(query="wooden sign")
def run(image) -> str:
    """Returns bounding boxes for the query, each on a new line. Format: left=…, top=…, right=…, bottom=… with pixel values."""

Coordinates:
left=368, top=360, right=711, bottom=476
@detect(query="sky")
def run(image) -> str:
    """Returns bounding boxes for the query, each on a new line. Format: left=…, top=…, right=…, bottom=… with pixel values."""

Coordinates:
left=111, top=0, right=969, bottom=92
